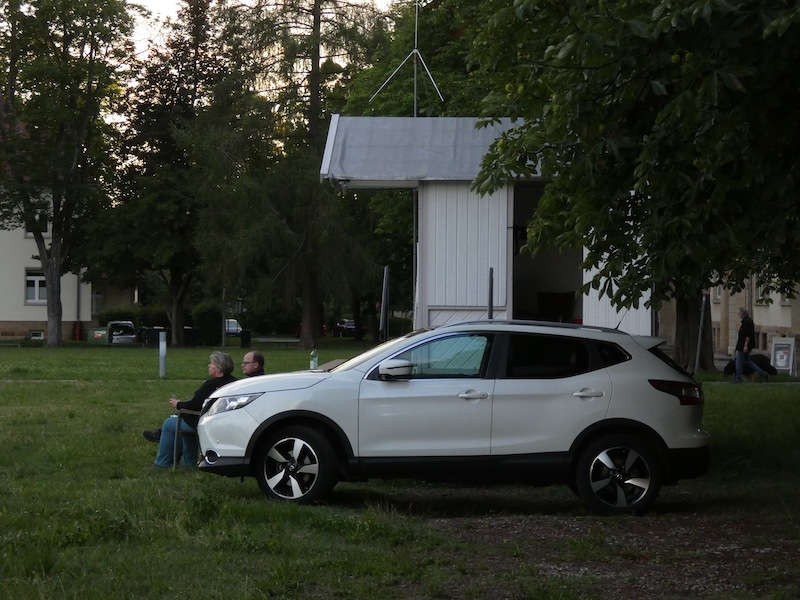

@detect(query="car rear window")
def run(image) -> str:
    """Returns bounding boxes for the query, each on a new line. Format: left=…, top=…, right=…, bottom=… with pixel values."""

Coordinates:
left=505, top=334, right=590, bottom=379
left=591, top=341, right=631, bottom=368
left=649, top=346, right=691, bottom=377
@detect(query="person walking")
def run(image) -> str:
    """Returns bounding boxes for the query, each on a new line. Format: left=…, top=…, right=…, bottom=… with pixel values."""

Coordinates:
left=734, top=308, right=768, bottom=383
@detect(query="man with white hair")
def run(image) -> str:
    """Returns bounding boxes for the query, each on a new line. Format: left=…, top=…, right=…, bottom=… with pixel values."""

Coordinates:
left=144, top=351, right=237, bottom=467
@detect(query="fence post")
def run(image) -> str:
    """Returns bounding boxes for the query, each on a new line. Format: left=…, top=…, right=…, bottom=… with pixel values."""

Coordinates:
left=488, top=267, right=494, bottom=320
left=159, top=331, right=167, bottom=378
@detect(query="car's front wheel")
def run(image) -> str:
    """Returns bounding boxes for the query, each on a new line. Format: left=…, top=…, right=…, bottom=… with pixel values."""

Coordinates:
left=574, top=434, right=662, bottom=515
left=255, top=426, right=338, bottom=504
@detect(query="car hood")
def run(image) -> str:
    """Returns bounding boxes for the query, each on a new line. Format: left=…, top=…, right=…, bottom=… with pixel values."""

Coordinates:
left=210, top=371, right=329, bottom=397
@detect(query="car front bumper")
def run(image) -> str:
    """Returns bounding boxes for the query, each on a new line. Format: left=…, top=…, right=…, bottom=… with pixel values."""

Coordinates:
left=198, top=453, right=252, bottom=477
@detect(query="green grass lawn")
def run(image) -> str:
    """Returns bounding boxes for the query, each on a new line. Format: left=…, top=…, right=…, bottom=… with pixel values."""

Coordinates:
left=1, top=343, right=799, bottom=599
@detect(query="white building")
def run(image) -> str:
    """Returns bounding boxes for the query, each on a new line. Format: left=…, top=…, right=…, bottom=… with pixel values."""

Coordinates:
left=320, top=115, right=652, bottom=335
left=0, top=224, right=92, bottom=341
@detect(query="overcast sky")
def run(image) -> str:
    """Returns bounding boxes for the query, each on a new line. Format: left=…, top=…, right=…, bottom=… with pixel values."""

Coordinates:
left=133, top=0, right=392, bottom=51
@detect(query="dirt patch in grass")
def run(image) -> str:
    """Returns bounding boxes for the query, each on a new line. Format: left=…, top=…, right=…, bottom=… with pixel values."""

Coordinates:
left=338, top=479, right=800, bottom=599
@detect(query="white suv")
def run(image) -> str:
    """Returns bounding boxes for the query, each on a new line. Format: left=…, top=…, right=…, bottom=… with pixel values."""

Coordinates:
left=197, top=321, right=709, bottom=514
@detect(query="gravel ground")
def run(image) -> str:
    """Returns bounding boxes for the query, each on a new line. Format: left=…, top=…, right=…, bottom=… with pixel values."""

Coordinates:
left=350, top=479, right=800, bottom=599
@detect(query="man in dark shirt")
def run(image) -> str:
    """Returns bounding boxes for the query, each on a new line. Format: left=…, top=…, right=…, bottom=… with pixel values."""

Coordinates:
left=147, top=351, right=237, bottom=467
left=241, top=351, right=265, bottom=377
left=735, top=308, right=768, bottom=383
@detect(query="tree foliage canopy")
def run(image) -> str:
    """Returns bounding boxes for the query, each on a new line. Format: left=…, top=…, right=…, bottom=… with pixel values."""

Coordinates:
left=471, top=0, right=800, bottom=310
left=0, top=0, right=135, bottom=345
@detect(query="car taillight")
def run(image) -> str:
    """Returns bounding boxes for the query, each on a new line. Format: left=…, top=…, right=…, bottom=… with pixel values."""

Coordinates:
left=648, top=379, right=704, bottom=405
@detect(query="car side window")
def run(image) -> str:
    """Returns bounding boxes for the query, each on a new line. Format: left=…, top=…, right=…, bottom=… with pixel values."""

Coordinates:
left=505, top=334, right=589, bottom=379
left=394, top=334, right=490, bottom=378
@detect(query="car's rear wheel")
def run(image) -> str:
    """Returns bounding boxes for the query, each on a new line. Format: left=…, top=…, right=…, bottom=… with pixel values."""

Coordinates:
left=575, top=434, right=662, bottom=515
left=255, top=426, right=338, bottom=504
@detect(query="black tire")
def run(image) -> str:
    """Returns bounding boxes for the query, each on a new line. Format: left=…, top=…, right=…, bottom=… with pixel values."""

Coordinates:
left=255, top=426, right=338, bottom=504
left=574, top=434, right=662, bottom=515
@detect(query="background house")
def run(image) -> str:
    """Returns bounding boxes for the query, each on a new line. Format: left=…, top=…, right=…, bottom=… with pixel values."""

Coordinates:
left=710, top=285, right=799, bottom=356
left=0, top=225, right=92, bottom=341
left=321, top=115, right=653, bottom=335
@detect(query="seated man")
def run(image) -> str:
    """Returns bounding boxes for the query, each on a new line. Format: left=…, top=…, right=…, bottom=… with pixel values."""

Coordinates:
left=241, top=350, right=265, bottom=377
left=144, top=351, right=237, bottom=468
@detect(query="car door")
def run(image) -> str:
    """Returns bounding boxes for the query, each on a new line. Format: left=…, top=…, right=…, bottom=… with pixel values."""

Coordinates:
left=358, top=333, right=494, bottom=456
left=491, top=333, right=612, bottom=455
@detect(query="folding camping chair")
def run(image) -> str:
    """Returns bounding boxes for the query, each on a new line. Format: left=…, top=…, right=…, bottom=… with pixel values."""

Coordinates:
left=172, top=408, right=201, bottom=470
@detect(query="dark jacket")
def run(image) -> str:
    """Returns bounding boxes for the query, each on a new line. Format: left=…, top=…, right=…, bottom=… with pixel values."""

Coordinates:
left=177, top=374, right=237, bottom=428
left=735, top=316, right=756, bottom=353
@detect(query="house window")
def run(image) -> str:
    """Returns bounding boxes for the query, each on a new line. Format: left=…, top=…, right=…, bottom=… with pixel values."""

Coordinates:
left=712, top=286, right=722, bottom=304
left=781, top=293, right=793, bottom=306
left=25, top=271, right=47, bottom=304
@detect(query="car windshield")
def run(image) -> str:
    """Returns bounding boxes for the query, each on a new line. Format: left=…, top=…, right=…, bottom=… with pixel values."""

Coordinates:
left=329, top=329, right=430, bottom=373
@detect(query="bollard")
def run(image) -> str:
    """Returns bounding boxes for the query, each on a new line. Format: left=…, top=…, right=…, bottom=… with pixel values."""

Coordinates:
left=159, top=331, right=167, bottom=378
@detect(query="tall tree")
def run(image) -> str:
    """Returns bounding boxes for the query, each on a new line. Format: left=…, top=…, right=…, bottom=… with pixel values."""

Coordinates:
left=0, top=0, right=134, bottom=346
left=344, top=0, right=485, bottom=117
left=79, top=0, right=224, bottom=345
left=246, top=0, right=387, bottom=347
left=471, top=0, right=800, bottom=368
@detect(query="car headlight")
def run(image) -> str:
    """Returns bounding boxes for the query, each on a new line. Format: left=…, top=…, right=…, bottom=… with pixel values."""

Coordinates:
left=205, top=393, right=263, bottom=417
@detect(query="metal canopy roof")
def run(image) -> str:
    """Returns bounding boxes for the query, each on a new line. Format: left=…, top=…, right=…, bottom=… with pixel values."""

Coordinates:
left=320, top=115, right=519, bottom=188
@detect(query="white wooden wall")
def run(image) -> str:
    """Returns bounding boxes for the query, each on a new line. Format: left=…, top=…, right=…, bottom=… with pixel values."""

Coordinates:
left=413, top=183, right=652, bottom=335
left=582, top=256, right=652, bottom=335
left=415, top=182, right=510, bottom=328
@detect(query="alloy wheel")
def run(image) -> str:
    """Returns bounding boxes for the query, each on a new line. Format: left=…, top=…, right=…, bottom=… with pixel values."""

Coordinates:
left=588, top=446, right=652, bottom=509
left=264, top=436, right=320, bottom=500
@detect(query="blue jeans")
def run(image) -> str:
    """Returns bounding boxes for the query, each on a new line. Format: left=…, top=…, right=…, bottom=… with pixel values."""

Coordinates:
left=154, top=415, right=198, bottom=467
left=735, top=350, right=767, bottom=382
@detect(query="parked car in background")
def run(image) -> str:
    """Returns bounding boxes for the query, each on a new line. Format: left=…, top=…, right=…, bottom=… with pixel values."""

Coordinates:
left=107, top=320, right=137, bottom=345
left=197, top=320, right=710, bottom=515
left=334, top=318, right=362, bottom=337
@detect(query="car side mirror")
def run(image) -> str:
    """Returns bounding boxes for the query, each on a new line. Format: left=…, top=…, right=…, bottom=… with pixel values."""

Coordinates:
left=378, top=358, right=412, bottom=380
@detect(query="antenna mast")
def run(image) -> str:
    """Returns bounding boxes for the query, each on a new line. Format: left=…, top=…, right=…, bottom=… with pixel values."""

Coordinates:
left=369, top=0, right=444, bottom=116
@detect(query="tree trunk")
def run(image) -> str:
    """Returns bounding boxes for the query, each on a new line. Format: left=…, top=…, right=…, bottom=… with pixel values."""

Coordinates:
left=32, top=229, right=64, bottom=348
left=44, top=254, right=63, bottom=347
left=674, top=290, right=715, bottom=372
left=350, top=285, right=363, bottom=340
left=299, top=253, right=319, bottom=349
left=298, top=0, right=323, bottom=351
left=308, top=0, right=323, bottom=152
left=165, top=270, right=190, bottom=346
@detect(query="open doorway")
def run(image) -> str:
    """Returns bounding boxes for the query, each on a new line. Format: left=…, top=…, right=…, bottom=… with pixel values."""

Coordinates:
left=512, top=183, right=583, bottom=322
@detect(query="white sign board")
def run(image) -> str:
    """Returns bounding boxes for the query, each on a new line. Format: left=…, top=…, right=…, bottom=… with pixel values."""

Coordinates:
left=770, top=336, right=796, bottom=376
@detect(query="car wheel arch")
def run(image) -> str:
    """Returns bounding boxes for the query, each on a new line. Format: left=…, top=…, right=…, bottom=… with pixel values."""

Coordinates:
left=569, top=418, right=668, bottom=469
left=246, top=410, right=354, bottom=475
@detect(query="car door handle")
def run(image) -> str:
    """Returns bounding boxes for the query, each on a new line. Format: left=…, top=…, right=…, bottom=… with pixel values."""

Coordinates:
left=458, top=390, right=488, bottom=400
left=572, top=388, right=604, bottom=398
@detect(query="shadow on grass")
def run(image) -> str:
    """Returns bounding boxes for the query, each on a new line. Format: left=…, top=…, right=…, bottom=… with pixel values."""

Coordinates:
left=327, top=481, right=586, bottom=518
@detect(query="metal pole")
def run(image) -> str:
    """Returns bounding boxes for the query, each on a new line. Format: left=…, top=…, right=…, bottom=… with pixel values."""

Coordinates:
left=693, top=291, right=709, bottom=374
left=412, top=189, right=418, bottom=326
left=380, top=266, right=390, bottom=341
left=488, top=268, right=494, bottom=320
left=221, top=287, right=226, bottom=348
left=159, top=331, right=167, bottom=378
left=413, top=0, right=418, bottom=117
